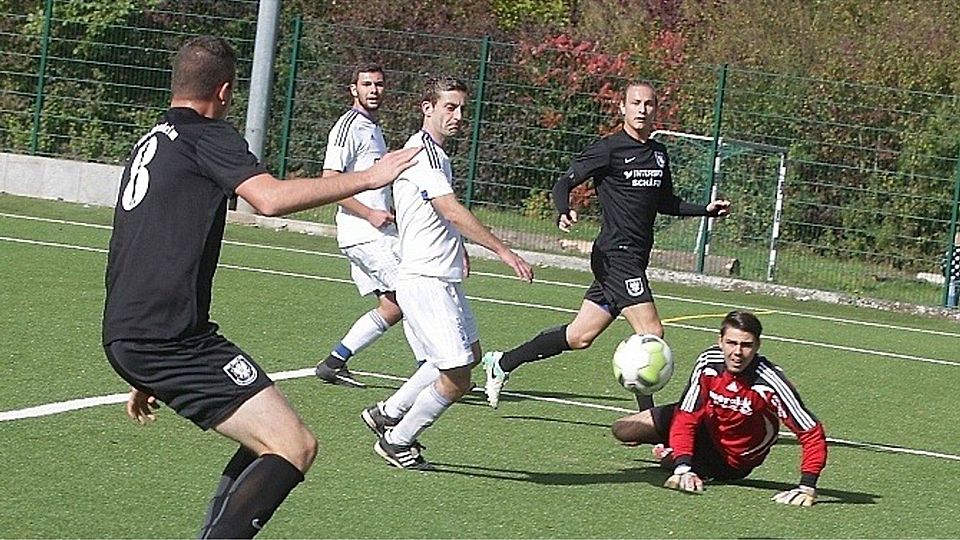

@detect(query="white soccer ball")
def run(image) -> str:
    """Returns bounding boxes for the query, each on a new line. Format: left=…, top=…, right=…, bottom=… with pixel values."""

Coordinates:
left=612, top=334, right=674, bottom=395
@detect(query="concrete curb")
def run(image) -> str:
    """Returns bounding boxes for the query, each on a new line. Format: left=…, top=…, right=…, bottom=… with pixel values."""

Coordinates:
left=226, top=211, right=960, bottom=321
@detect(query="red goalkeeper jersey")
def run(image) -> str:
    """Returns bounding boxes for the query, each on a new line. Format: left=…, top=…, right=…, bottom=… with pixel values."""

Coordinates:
left=669, top=346, right=827, bottom=485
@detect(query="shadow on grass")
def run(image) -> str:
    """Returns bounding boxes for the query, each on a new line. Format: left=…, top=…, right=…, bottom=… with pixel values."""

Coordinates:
left=432, top=461, right=878, bottom=505
left=490, top=388, right=634, bottom=406
left=498, top=414, right=611, bottom=430
left=430, top=461, right=669, bottom=488
left=722, top=478, right=879, bottom=505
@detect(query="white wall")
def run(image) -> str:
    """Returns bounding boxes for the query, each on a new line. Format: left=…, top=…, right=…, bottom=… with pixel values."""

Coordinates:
left=0, top=152, right=121, bottom=207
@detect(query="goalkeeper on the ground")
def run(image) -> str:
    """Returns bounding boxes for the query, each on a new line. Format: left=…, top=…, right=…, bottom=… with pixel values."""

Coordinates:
left=611, top=311, right=827, bottom=506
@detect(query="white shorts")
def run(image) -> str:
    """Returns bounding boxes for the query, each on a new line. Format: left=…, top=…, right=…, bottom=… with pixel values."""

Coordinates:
left=341, top=235, right=400, bottom=296
left=396, top=276, right=479, bottom=370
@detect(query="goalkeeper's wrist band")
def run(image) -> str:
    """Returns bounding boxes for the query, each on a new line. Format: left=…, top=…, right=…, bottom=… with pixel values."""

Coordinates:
left=673, top=464, right=692, bottom=475
left=800, top=472, right=819, bottom=488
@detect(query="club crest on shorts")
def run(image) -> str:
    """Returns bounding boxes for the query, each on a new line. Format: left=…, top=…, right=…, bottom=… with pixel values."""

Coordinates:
left=654, top=151, right=666, bottom=168
left=624, top=277, right=645, bottom=297
left=223, top=354, right=258, bottom=386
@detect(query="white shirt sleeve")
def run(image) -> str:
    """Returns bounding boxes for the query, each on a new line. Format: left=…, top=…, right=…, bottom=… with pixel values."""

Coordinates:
left=323, top=117, right=359, bottom=172
left=415, top=168, right=453, bottom=200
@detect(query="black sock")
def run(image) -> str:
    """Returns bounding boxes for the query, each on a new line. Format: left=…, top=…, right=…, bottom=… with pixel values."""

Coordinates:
left=499, top=325, right=570, bottom=373
left=199, top=446, right=258, bottom=538
left=323, top=354, right=346, bottom=370
left=203, top=454, right=305, bottom=539
left=635, top=393, right=654, bottom=412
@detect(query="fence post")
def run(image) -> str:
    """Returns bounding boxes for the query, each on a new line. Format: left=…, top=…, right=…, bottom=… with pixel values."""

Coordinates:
left=464, top=35, right=491, bottom=209
left=30, top=0, right=54, bottom=155
left=695, top=63, right=728, bottom=273
left=277, top=14, right=303, bottom=180
left=943, top=155, right=960, bottom=307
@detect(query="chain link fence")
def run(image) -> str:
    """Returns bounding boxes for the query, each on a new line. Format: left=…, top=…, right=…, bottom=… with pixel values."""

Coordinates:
left=2, top=2, right=958, bottom=308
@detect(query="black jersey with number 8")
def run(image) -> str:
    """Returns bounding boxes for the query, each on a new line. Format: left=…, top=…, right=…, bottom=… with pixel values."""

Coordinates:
left=102, top=108, right=266, bottom=345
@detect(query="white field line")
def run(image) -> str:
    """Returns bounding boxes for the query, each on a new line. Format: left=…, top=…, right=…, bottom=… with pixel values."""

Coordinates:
left=3, top=211, right=959, bottom=339
left=2, top=234, right=958, bottom=369
left=2, top=367, right=958, bottom=463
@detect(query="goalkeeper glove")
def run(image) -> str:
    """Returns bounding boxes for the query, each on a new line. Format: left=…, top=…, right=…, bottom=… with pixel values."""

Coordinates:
left=663, top=465, right=704, bottom=493
left=772, top=485, right=816, bottom=506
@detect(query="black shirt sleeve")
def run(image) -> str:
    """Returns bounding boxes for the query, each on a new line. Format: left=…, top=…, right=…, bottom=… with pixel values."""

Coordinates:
left=656, top=152, right=710, bottom=216
left=553, top=138, right=609, bottom=215
left=196, top=122, right=268, bottom=196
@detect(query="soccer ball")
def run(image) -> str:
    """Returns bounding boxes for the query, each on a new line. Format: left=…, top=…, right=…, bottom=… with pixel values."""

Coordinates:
left=612, top=334, right=674, bottom=395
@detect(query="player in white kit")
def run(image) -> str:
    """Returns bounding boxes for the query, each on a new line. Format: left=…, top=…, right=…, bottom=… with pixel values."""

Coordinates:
left=314, top=63, right=402, bottom=388
left=361, top=76, right=534, bottom=469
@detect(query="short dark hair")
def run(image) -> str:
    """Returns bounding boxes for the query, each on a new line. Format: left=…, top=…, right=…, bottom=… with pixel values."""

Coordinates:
left=623, top=79, right=658, bottom=106
left=421, top=76, right=468, bottom=105
left=720, top=311, right=763, bottom=338
left=352, top=62, right=384, bottom=84
left=171, top=36, right=237, bottom=100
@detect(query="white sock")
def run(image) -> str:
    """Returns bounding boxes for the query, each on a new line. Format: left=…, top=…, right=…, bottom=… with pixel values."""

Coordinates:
left=337, top=310, right=390, bottom=359
left=387, top=384, right=452, bottom=446
left=382, top=362, right=439, bottom=419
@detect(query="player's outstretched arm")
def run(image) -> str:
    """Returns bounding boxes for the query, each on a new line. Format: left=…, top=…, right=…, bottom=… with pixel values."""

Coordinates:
left=432, top=194, right=534, bottom=282
left=772, top=485, right=816, bottom=506
left=125, top=387, right=159, bottom=425
left=236, top=147, right=421, bottom=216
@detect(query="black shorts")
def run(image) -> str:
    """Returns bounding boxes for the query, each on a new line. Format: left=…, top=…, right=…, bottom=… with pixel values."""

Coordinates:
left=104, top=331, right=274, bottom=430
left=584, top=250, right=653, bottom=317
left=651, top=403, right=753, bottom=481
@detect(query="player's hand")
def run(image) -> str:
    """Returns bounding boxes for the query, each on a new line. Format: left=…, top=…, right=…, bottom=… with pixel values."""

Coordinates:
left=500, top=249, right=534, bottom=283
left=557, top=210, right=578, bottom=232
left=366, top=209, right=395, bottom=228
left=664, top=466, right=704, bottom=493
left=772, top=485, right=816, bottom=507
left=125, top=387, right=159, bottom=425
left=706, top=199, right=731, bottom=217
left=366, top=147, right=422, bottom=189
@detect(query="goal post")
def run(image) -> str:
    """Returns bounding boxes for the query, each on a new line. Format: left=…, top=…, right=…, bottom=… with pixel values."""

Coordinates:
left=652, top=129, right=789, bottom=281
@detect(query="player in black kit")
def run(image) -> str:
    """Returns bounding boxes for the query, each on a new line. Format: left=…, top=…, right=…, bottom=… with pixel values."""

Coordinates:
left=482, top=81, right=730, bottom=411
left=101, top=36, right=419, bottom=538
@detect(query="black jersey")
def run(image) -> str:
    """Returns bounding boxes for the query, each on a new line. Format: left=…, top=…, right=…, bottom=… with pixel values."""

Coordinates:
left=554, top=130, right=707, bottom=261
left=102, top=108, right=267, bottom=344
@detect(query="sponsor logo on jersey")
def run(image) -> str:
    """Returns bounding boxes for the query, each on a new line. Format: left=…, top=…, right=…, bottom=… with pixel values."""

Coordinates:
left=709, top=389, right=753, bottom=415
left=654, top=151, right=666, bottom=168
left=624, top=277, right=645, bottom=297
left=624, top=168, right=663, bottom=187
left=726, top=381, right=739, bottom=392
left=223, top=354, right=258, bottom=386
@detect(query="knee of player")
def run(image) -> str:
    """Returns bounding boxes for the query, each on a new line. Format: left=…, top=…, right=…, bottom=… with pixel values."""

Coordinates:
left=295, top=433, right=319, bottom=472
left=453, top=377, right=475, bottom=399
left=382, top=306, right=403, bottom=326
left=567, top=333, right=594, bottom=350
left=611, top=419, right=634, bottom=443
left=281, top=427, right=318, bottom=472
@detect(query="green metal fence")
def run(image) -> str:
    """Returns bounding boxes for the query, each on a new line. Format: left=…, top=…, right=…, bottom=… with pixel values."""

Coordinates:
left=0, top=0, right=259, bottom=161
left=2, top=2, right=958, bottom=309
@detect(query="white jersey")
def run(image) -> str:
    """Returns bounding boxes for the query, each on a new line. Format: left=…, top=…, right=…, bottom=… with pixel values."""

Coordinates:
left=393, top=130, right=465, bottom=280
left=323, top=108, right=394, bottom=247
